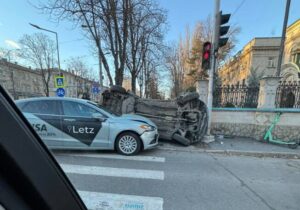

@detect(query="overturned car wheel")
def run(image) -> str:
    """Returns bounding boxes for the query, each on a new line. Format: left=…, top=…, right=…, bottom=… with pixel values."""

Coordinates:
left=172, top=133, right=191, bottom=146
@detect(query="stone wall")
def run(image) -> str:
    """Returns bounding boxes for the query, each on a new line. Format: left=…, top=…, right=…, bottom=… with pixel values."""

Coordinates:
left=211, top=108, right=300, bottom=141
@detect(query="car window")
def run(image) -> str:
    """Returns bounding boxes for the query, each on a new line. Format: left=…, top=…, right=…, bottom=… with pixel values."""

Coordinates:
left=15, top=101, right=27, bottom=110
left=88, top=101, right=120, bottom=117
left=62, top=101, right=101, bottom=117
left=22, top=100, right=60, bottom=115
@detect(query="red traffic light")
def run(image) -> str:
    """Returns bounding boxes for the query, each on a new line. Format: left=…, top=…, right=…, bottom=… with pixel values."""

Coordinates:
left=202, top=42, right=211, bottom=70
left=203, top=52, right=210, bottom=60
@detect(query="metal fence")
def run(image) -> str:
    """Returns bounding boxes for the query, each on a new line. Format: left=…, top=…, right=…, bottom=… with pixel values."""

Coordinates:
left=213, top=84, right=260, bottom=108
left=275, top=81, right=300, bottom=108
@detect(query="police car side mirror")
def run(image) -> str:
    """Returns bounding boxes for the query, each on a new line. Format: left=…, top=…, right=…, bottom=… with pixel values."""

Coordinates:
left=92, top=113, right=106, bottom=122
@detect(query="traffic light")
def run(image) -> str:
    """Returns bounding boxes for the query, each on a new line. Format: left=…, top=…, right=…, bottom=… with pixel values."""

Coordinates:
left=217, top=11, right=231, bottom=49
left=201, top=42, right=212, bottom=70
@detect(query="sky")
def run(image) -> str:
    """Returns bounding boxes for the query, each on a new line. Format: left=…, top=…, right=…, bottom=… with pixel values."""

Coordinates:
left=1, top=0, right=300, bottom=86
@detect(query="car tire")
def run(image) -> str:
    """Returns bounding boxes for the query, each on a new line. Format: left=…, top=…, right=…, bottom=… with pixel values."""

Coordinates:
left=110, top=85, right=127, bottom=94
left=116, top=132, right=141, bottom=155
left=172, top=133, right=190, bottom=146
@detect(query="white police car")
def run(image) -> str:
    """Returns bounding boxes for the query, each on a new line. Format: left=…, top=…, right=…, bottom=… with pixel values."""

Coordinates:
left=16, top=97, right=159, bottom=155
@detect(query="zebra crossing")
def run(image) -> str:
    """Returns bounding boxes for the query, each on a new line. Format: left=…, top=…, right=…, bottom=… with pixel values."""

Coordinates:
left=56, top=152, right=166, bottom=210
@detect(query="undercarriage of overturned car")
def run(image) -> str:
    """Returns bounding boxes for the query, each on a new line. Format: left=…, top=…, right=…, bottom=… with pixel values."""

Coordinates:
left=101, top=86, right=208, bottom=146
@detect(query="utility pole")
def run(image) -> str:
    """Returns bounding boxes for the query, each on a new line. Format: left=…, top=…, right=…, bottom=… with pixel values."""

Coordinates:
left=206, top=0, right=220, bottom=138
left=276, top=0, right=291, bottom=77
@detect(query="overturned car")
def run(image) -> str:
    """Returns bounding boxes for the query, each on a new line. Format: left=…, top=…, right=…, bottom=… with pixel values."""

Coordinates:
left=101, top=86, right=208, bottom=146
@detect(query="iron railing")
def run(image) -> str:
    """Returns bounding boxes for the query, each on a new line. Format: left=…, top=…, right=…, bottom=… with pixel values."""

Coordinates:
left=213, top=84, right=259, bottom=108
left=275, top=81, right=300, bottom=108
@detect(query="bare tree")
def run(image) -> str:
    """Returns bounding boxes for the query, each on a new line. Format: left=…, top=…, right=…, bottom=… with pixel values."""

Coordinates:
left=164, top=43, right=184, bottom=98
left=40, top=0, right=133, bottom=86
left=142, top=54, right=162, bottom=98
left=148, top=68, right=163, bottom=99
left=125, top=0, right=167, bottom=93
left=19, top=33, right=56, bottom=96
left=66, top=56, right=92, bottom=97
left=66, top=56, right=90, bottom=78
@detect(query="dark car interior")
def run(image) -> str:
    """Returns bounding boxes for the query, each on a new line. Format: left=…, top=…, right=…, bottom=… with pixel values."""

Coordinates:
left=0, top=84, right=87, bottom=210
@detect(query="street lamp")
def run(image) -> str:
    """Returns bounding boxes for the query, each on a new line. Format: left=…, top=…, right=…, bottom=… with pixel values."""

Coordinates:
left=81, top=24, right=103, bottom=88
left=29, top=23, right=61, bottom=75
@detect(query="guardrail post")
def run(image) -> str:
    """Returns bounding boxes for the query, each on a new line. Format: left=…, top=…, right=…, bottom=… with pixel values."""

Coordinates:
left=197, top=79, right=209, bottom=105
left=257, top=76, right=281, bottom=109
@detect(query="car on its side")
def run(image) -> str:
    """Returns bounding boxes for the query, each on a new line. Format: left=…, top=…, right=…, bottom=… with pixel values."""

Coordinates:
left=15, top=97, right=159, bottom=155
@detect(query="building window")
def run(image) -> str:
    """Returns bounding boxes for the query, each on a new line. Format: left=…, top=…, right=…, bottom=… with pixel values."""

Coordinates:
left=268, top=57, right=275, bottom=68
left=291, top=51, right=300, bottom=68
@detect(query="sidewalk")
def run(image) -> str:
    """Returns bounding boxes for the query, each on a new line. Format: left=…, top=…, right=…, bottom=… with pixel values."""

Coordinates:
left=158, top=137, right=300, bottom=159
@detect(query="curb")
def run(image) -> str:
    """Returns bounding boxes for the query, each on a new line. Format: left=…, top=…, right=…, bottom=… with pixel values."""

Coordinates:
left=157, top=146, right=300, bottom=159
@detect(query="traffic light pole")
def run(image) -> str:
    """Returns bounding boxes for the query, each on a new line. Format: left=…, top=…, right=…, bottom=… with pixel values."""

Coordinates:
left=206, top=0, right=220, bottom=137
left=276, top=0, right=291, bottom=77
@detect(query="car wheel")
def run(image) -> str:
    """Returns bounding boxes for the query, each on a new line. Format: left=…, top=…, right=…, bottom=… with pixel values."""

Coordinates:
left=172, top=133, right=190, bottom=146
left=116, top=132, right=141, bottom=155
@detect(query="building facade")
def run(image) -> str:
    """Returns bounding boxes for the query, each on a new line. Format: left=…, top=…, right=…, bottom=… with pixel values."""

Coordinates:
left=122, top=75, right=132, bottom=91
left=218, top=37, right=281, bottom=85
left=281, top=19, right=300, bottom=81
left=218, top=19, right=300, bottom=85
left=0, top=58, right=102, bottom=102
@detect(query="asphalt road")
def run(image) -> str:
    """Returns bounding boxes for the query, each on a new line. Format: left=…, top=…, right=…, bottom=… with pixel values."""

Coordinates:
left=53, top=148, right=300, bottom=210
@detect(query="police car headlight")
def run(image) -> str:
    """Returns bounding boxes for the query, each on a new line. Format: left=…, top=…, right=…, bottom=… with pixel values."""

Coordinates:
left=140, top=124, right=155, bottom=131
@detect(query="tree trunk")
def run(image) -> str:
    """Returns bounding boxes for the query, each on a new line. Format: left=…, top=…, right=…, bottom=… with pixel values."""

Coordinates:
left=98, top=45, right=113, bottom=86
left=115, top=68, right=124, bottom=86
left=139, top=84, right=142, bottom=98
left=45, top=83, right=49, bottom=97
left=131, top=74, right=136, bottom=94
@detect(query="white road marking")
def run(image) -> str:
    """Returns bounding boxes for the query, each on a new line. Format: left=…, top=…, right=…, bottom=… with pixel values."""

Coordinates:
left=61, top=164, right=164, bottom=180
left=65, top=153, right=165, bottom=163
left=78, top=191, right=163, bottom=210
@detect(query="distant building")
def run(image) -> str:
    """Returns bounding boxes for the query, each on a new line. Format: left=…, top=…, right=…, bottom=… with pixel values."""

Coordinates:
left=122, top=75, right=132, bottom=91
left=122, top=75, right=142, bottom=97
left=218, top=19, right=300, bottom=85
left=0, top=58, right=103, bottom=102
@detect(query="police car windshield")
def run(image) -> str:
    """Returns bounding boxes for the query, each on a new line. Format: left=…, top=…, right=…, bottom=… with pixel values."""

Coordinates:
left=88, top=102, right=121, bottom=117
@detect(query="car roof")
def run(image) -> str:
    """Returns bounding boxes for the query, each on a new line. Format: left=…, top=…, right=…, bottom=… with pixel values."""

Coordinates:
left=15, top=97, right=93, bottom=105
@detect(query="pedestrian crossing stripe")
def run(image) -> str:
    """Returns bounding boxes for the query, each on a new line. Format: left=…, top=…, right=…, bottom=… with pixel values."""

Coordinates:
left=62, top=153, right=165, bottom=163
left=60, top=163, right=164, bottom=180
left=78, top=190, right=163, bottom=210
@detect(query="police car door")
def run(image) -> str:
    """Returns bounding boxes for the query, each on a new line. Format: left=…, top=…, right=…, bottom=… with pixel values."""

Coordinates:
left=61, top=101, right=109, bottom=148
left=20, top=100, right=62, bottom=147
